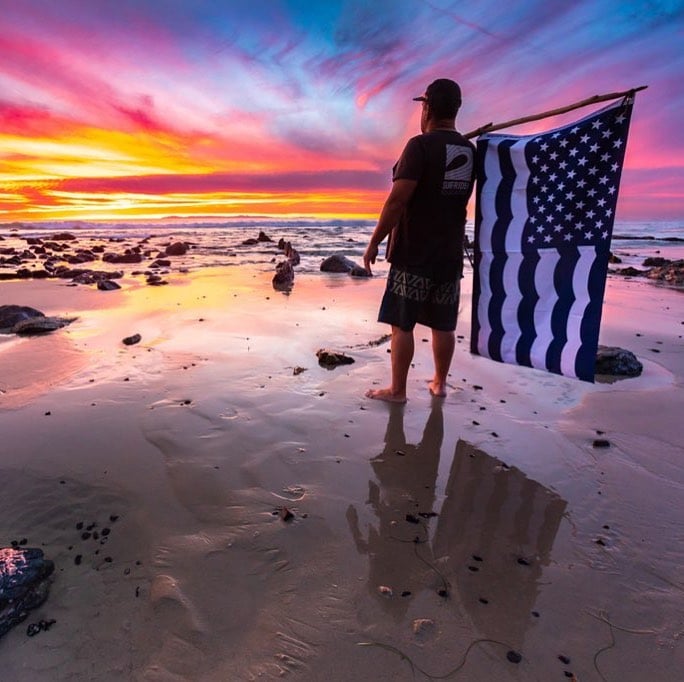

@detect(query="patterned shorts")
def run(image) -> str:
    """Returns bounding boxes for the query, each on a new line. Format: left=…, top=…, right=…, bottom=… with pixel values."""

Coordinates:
left=378, top=266, right=461, bottom=332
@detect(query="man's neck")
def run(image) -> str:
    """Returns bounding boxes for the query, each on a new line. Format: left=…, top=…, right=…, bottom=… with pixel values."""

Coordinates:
left=425, top=118, right=456, bottom=132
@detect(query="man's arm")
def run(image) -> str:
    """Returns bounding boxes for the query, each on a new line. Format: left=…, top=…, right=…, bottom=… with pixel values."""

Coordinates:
left=363, top=178, right=417, bottom=274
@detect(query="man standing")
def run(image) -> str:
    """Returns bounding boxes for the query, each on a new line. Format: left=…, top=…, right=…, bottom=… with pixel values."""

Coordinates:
left=363, top=78, right=476, bottom=402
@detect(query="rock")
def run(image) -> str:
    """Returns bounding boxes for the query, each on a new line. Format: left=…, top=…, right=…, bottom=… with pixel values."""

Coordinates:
left=642, top=256, right=671, bottom=267
left=102, top=251, right=143, bottom=264
left=0, top=305, right=44, bottom=331
left=71, top=269, right=123, bottom=285
left=614, top=266, right=646, bottom=277
left=320, top=253, right=364, bottom=274
left=595, top=345, right=643, bottom=377
left=150, top=259, right=171, bottom=268
left=257, top=231, right=273, bottom=242
left=316, top=349, right=355, bottom=368
left=608, top=252, right=622, bottom=264
left=241, top=238, right=258, bottom=246
left=165, top=242, right=188, bottom=256
left=97, top=280, right=121, bottom=291
left=146, top=274, right=168, bottom=286
left=272, top=260, right=294, bottom=291
left=647, top=259, right=684, bottom=287
left=350, top=265, right=371, bottom=277
left=12, top=316, right=75, bottom=335
left=0, top=547, right=55, bottom=638
left=122, top=333, right=141, bottom=346
left=50, top=232, right=76, bottom=240
left=412, top=618, right=435, bottom=637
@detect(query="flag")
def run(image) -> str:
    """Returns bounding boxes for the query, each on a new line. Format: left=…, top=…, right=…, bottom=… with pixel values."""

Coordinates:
left=470, top=97, right=634, bottom=382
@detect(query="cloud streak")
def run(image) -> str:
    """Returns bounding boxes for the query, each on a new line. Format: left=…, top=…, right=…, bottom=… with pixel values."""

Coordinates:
left=1, top=0, right=682, bottom=221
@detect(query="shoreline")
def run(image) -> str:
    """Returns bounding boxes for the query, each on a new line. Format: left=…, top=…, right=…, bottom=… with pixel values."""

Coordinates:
left=1, top=265, right=683, bottom=680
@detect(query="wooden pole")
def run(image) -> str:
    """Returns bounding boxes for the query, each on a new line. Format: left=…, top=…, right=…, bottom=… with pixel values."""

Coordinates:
left=464, top=86, right=647, bottom=139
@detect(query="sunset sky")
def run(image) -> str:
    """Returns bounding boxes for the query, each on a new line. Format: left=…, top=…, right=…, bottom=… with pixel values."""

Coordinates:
left=1, top=0, right=682, bottom=224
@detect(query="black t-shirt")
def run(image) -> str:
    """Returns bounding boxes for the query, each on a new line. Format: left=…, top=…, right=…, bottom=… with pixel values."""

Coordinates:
left=386, top=130, right=476, bottom=280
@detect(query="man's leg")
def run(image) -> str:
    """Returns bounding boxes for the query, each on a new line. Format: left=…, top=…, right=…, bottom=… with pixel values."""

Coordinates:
left=428, top=328, right=455, bottom=397
left=366, top=325, right=414, bottom=402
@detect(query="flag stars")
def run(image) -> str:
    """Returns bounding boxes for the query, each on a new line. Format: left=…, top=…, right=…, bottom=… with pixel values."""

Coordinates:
left=580, top=134, right=590, bottom=144
left=599, top=175, right=609, bottom=185
left=590, top=143, right=599, bottom=153
left=591, top=119, right=603, bottom=129
left=601, top=153, right=611, bottom=162
left=578, top=157, right=588, bottom=166
left=613, top=138, right=623, bottom=148
left=584, top=230, right=594, bottom=239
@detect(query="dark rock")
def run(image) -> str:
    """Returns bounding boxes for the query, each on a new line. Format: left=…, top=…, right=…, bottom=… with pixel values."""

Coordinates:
left=165, top=241, right=188, bottom=256
left=643, top=256, right=670, bottom=267
left=316, top=348, right=355, bottom=368
left=647, top=259, right=684, bottom=287
left=122, top=333, right=141, bottom=346
left=146, top=274, right=168, bottom=286
left=13, top=316, right=75, bottom=335
left=320, top=253, right=364, bottom=274
left=0, top=305, right=44, bottom=331
left=97, top=280, right=121, bottom=291
left=595, top=345, right=643, bottom=377
left=350, top=265, right=371, bottom=277
left=608, top=252, right=622, bottom=264
left=506, top=650, right=522, bottom=664
left=0, top=547, right=55, bottom=638
left=593, top=439, right=611, bottom=448
left=150, top=259, right=171, bottom=267
left=257, top=231, right=273, bottom=242
left=241, top=238, right=258, bottom=246
left=272, top=260, right=294, bottom=291
left=614, top=266, right=646, bottom=277
left=102, top=251, right=143, bottom=264
left=50, top=232, right=76, bottom=240
left=72, top=269, right=123, bottom=285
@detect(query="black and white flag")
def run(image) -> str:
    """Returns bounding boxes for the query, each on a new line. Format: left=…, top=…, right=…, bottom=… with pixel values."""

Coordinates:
left=471, top=97, right=634, bottom=382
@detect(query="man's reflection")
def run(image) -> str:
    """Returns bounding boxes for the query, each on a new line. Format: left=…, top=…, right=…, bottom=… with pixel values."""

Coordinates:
left=347, top=399, right=445, bottom=620
left=347, top=402, right=567, bottom=650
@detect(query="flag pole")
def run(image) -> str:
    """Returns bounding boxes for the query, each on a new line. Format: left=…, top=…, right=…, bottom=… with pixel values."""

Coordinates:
left=464, top=85, right=647, bottom=140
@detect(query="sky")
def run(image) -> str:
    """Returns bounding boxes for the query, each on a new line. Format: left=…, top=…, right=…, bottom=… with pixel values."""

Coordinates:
left=1, top=0, right=683, bottom=224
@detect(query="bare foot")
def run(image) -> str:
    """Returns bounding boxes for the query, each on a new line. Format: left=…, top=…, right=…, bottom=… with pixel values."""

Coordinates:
left=428, top=380, right=447, bottom=397
left=365, top=387, right=407, bottom=403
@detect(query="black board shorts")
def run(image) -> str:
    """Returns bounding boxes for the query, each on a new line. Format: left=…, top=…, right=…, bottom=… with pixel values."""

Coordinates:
left=378, top=266, right=461, bottom=332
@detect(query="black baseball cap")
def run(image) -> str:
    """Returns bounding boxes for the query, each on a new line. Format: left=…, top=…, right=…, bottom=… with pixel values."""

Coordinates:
left=413, top=78, right=462, bottom=110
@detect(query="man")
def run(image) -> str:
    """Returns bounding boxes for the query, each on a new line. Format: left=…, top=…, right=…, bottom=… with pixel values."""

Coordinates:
left=363, top=78, right=476, bottom=403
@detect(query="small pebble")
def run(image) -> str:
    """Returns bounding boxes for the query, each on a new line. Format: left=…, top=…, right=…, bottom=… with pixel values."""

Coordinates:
left=558, top=655, right=571, bottom=665
left=506, top=650, right=522, bottom=664
left=593, top=439, right=611, bottom=448
left=74, top=554, right=82, bottom=565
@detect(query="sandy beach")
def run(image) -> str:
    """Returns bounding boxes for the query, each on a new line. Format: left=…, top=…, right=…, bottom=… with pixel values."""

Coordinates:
left=1, top=252, right=683, bottom=680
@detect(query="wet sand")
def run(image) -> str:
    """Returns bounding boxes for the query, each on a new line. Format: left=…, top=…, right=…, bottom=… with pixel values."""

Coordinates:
left=0, top=268, right=682, bottom=680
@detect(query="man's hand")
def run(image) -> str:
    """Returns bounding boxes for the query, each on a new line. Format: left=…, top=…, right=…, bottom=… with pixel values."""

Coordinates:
left=363, top=242, right=378, bottom=275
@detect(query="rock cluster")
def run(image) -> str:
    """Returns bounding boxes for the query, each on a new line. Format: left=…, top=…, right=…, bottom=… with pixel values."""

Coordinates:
left=611, top=258, right=684, bottom=288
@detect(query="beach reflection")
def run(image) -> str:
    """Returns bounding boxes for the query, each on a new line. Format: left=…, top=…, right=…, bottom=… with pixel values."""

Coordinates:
left=348, top=402, right=567, bottom=647
left=347, top=400, right=444, bottom=621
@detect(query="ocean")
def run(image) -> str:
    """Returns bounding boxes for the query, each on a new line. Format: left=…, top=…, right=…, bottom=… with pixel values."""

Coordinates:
left=1, top=218, right=682, bottom=278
